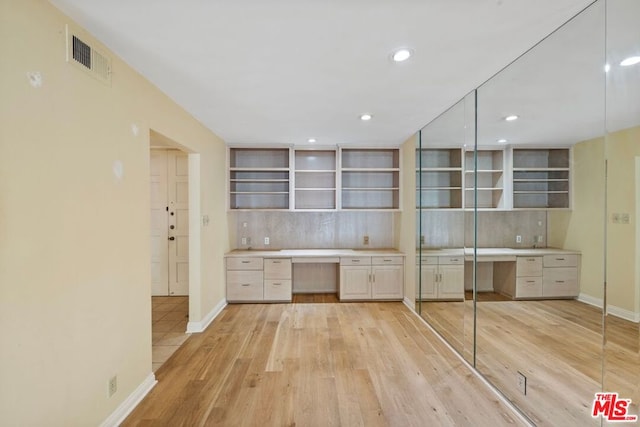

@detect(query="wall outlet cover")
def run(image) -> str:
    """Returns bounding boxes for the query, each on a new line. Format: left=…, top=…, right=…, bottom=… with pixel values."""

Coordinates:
left=516, top=235, right=522, bottom=243
left=264, top=237, right=270, bottom=245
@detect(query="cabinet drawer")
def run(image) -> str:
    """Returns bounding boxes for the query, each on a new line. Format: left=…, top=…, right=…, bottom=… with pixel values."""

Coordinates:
left=516, top=256, right=542, bottom=277
left=439, top=256, right=464, bottom=265
left=543, top=267, right=578, bottom=297
left=372, top=256, right=403, bottom=266
left=264, top=258, right=292, bottom=279
left=515, top=277, right=543, bottom=298
left=543, top=254, right=578, bottom=268
left=226, top=257, right=264, bottom=271
left=226, top=271, right=264, bottom=301
left=420, top=256, right=438, bottom=265
left=264, top=279, right=292, bottom=301
left=340, top=257, right=371, bottom=266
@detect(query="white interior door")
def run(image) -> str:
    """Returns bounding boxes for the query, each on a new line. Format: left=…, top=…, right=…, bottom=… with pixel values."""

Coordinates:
left=150, top=150, right=169, bottom=296
left=167, top=150, right=189, bottom=296
left=150, top=149, right=189, bottom=296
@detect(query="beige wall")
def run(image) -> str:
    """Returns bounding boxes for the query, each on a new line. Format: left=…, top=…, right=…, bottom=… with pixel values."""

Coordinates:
left=549, top=126, right=640, bottom=314
left=548, top=138, right=606, bottom=301
left=0, top=1, right=228, bottom=425
left=605, top=126, right=640, bottom=313
left=399, top=135, right=417, bottom=304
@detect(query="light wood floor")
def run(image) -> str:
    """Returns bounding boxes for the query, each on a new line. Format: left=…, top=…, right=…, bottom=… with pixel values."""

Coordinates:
left=124, top=300, right=527, bottom=426
left=420, top=298, right=640, bottom=426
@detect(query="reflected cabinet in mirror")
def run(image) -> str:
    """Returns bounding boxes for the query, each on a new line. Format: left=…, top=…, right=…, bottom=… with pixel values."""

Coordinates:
left=415, top=0, right=639, bottom=425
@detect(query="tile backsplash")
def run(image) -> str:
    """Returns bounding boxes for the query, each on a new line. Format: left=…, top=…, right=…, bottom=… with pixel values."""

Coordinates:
left=419, top=210, right=547, bottom=248
left=230, top=211, right=398, bottom=249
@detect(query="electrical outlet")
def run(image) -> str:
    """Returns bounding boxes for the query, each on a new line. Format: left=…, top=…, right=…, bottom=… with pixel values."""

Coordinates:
left=264, top=237, right=270, bottom=245
left=516, top=235, right=522, bottom=243
left=363, top=235, right=369, bottom=245
left=420, top=235, right=425, bottom=245
left=621, top=213, right=630, bottom=224
left=241, top=237, right=247, bottom=245
left=517, top=371, right=527, bottom=395
left=108, top=375, right=117, bottom=397
left=242, top=222, right=248, bottom=228
left=537, top=220, right=543, bottom=227
left=612, top=213, right=620, bottom=224
left=537, top=235, right=544, bottom=243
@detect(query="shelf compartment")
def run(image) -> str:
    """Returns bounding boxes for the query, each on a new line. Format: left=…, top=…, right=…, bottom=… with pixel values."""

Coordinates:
left=295, top=150, right=336, bottom=171
left=417, top=188, right=462, bottom=209
left=295, top=189, right=336, bottom=210
left=417, top=148, right=462, bottom=169
left=229, top=148, right=289, bottom=169
left=230, top=193, right=289, bottom=210
left=342, top=148, right=399, bottom=169
left=342, top=189, right=399, bottom=210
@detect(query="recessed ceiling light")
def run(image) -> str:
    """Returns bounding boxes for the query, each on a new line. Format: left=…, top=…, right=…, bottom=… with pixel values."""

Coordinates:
left=392, top=48, right=413, bottom=62
left=505, top=115, right=519, bottom=121
left=308, top=138, right=316, bottom=143
left=620, top=56, right=640, bottom=67
left=360, top=114, right=372, bottom=121
left=497, top=139, right=508, bottom=143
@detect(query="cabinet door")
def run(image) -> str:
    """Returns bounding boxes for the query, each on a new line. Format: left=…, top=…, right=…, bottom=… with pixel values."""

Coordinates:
left=371, top=265, right=403, bottom=299
left=418, top=265, right=438, bottom=299
left=339, top=266, right=371, bottom=300
left=438, top=265, right=464, bottom=300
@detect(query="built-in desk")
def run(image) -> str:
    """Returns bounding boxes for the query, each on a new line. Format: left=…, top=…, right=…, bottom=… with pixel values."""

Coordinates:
left=225, top=249, right=405, bottom=303
left=418, top=247, right=580, bottom=300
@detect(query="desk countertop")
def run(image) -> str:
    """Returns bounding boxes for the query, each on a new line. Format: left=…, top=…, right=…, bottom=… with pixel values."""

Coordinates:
left=225, top=248, right=404, bottom=258
left=421, top=247, right=580, bottom=260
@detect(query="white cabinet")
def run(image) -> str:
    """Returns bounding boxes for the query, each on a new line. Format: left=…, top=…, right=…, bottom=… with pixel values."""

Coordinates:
left=339, top=256, right=404, bottom=301
left=226, top=257, right=264, bottom=302
left=264, top=258, right=292, bottom=302
left=417, top=255, right=464, bottom=300
left=515, top=256, right=543, bottom=298
left=542, top=254, right=579, bottom=298
left=226, top=256, right=292, bottom=302
left=513, top=254, right=579, bottom=298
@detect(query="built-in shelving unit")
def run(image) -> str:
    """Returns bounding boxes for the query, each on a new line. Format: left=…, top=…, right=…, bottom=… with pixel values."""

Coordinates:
left=416, top=148, right=463, bottom=209
left=294, top=149, right=337, bottom=210
left=512, top=148, right=570, bottom=209
left=464, top=150, right=505, bottom=209
left=229, top=148, right=290, bottom=210
left=341, top=148, right=400, bottom=210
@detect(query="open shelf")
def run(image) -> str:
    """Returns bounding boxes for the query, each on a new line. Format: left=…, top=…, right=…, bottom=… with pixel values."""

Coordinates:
left=341, top=148, right=400, bottom=210
left=512, top=149, right=570, bottom=208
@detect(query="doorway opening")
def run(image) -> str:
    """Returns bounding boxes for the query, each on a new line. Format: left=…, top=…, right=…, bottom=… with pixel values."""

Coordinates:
left=149, top=130, right=200, bottom=372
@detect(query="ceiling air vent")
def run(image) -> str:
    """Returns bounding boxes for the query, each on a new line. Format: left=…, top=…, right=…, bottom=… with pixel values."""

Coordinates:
left=66, top=25, right=111, bottom=85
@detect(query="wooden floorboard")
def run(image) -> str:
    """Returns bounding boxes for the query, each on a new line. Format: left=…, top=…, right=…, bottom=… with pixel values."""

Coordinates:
left=123, top=301, right=526, bottom=426
left=419, top=298, right=640, bottom=426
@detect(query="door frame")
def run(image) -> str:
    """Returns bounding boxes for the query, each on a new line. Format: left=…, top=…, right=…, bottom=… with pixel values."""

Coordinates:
left=150, top=131, right=202, bottom=331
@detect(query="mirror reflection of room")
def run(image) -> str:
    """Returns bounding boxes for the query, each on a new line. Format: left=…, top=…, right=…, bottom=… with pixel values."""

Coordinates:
left=417, top=0, right=639, bottom=425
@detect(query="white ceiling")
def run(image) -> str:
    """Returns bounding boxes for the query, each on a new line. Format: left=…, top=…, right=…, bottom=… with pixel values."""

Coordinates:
left=49, top=0, right=598, bottom=147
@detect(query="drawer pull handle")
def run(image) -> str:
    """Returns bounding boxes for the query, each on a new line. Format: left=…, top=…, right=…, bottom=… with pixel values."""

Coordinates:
left=273, top=283, right=281, bottom=286
left=556, top=258, right=565, bottom=261
left=555, top=280, right=565, bottom=283
left=526, top=280, right=536, bottom=283
left=241, top=284, right=251, bottom=287
left=383, top=259, right=392, bottom=262
left=241, top=261, right=251, bottom=264
left=272, top=261, right=281, bottom=264
left=527, top=258, right=536, bottom=262
left=451, top=258, right=459, bottom=262
left=352, top=260, right=360, bottom=262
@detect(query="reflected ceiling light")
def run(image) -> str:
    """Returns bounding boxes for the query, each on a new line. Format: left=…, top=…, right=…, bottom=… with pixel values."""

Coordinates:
left=360, top=114, right=372, bottom=121
left=620, top=56, right=640, bottom=67
left=307, top=138, right=316, bottom=143
left=604, top=63, right=611, bottom=73
left=391, top=48, right=413, bottom=62
left=497, top=139, right=508, bottom=143
left=505, top=115, right=519, bottom=121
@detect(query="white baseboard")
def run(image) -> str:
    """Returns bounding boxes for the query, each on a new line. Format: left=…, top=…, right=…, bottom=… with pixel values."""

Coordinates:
left=186, top=298, right=227, bottom=333
left=578, top=293, right=640, bottom=323
left=403, top=296, right=414, bottom=310
left=100, top=372, right=156, bottom=427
